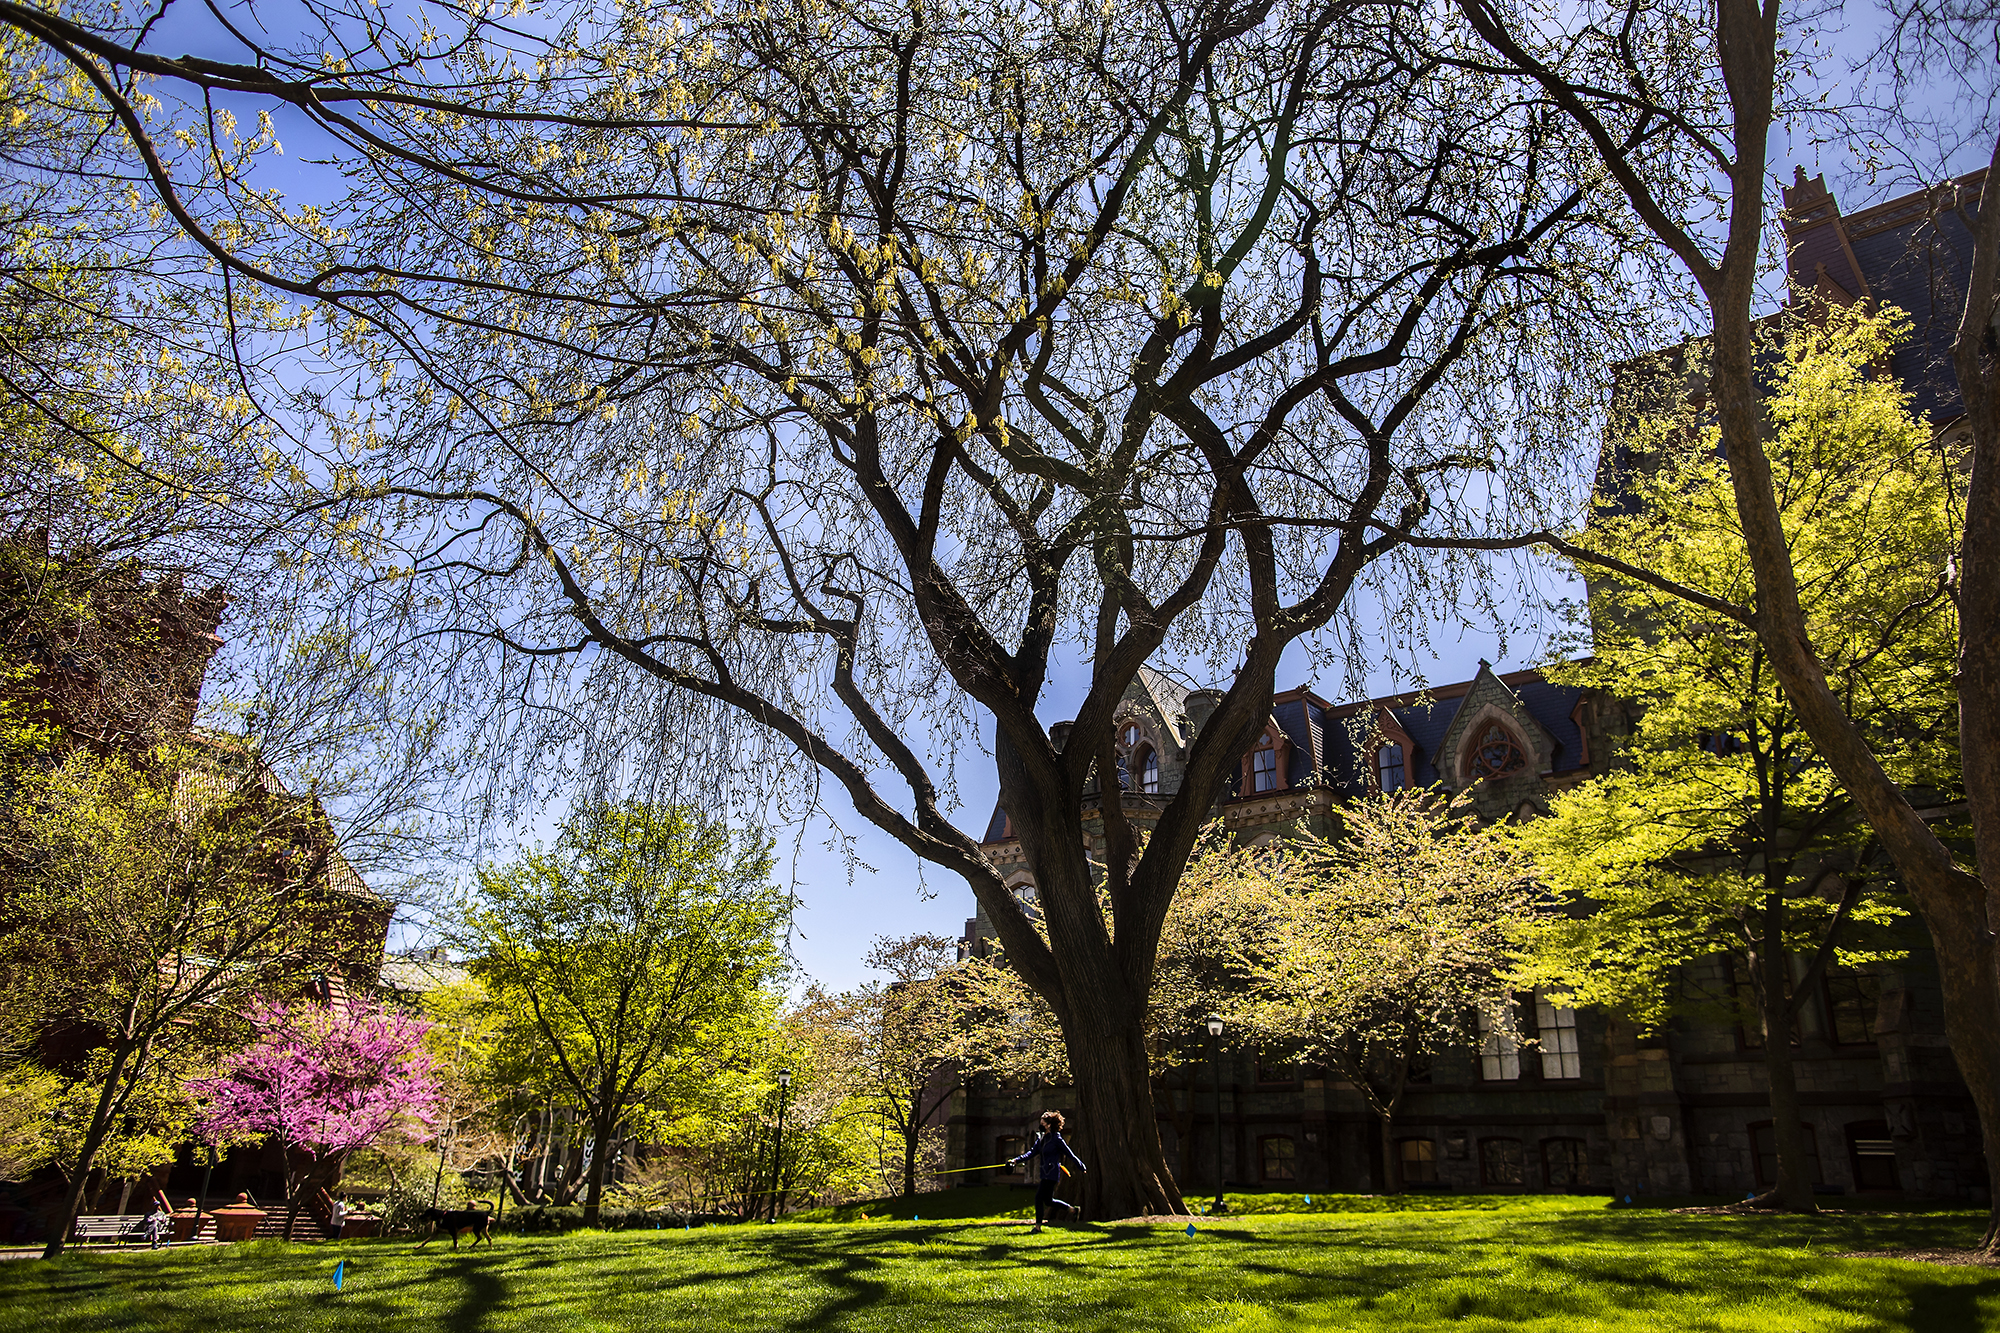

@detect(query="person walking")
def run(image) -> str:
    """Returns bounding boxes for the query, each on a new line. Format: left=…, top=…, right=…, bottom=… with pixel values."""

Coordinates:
left=1008, top=1110, right=1087, bottom=1233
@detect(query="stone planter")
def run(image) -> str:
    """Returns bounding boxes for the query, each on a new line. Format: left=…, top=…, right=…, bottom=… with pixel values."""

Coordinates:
left=168, top=1210, right=206, bottom=1244
left=338, top=1215, right=380, bottom=1239
left=209, top=1194, right=267, bottom=1243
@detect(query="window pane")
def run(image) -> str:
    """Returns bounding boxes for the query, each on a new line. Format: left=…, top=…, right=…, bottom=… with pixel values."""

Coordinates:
left=1536, top=994, right=1582, bottom=1079
left=1470, top=725, right=1527, bottom=780
left=1479, top=1007, right=1520, bottom=1081
left=1825, top=972, right=1880, bottom=1045
left=997, top=1137, right=1024, bottom=1176
left=1542, top=1138, right=1589, bottom=1189
left=1141, top=751, right=1159, bottom=794
left=1252, top=747, right=1278, bottom=792
left=1377, top=744, right=1405, bottom=791
left=1398, top=1138, right=1437, bottom=1185
left=1262, top=1137, right=1296, bottom=1181
left=1481, top=1138, right=1524, bottom=1186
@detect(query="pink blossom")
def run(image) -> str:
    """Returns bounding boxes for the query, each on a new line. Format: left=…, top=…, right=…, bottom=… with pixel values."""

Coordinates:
left=192, top=999, right=441, bottom=1167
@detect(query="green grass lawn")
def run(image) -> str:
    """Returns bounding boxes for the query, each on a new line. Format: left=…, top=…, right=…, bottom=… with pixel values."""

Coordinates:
left=5, top=1195, right=1995, bottom=1332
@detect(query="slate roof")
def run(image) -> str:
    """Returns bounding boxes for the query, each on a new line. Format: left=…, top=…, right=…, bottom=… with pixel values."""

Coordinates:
left=1321, top=667, right=1589, bottom=792
left=1783, top=167, right=1984, bottom=424
left=1599, top=169, right=1984, bottom=518
left=975, top=662, right=1590, bottom=843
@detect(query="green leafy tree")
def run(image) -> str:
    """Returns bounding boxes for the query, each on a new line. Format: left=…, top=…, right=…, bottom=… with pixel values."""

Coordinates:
left=965, top=798, right=1535, bottom=1195
left=0, top=741, right=363, bottom=1256
left=1514, top=305, right=1953, bottom=1213
left=458, top=802, right=787, bottom=1226
left=836, top=934, right=972, bottom=1198
left=1198, top=793, right=1538, bottom=1194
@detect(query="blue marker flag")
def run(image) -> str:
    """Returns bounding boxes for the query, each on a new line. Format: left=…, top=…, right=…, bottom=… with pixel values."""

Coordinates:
left=333, top=1260, right=345, bottom=1292
left=1185, top=1223, right=1197, bottom=1238
left=1304, top=1195, right=1311, bottom=1205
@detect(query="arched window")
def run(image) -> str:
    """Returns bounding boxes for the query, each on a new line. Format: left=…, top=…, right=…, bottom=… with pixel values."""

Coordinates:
left=1375, top=743, right=1406, bottom=792
left=1137, top=747, right=1159, bottom=794
left=1113, top=722, right=1148, bottom=791
left=1250, top=742, right=1279, bottom=792
left=1468, top=724, right=1527, bottom=781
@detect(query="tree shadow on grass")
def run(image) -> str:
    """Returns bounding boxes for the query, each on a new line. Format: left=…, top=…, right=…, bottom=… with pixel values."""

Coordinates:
left=436, top=1255, right=507, bottom=1333
left=1906, top=1277, right=2000, bottom=1333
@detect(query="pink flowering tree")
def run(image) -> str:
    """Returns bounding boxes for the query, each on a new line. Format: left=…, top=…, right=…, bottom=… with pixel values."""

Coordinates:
left=192, top=1000, right=441, bottom=1238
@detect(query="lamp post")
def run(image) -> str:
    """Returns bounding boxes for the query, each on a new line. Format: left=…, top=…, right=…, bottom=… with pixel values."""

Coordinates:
left=769, top=1069, right=793, bottom=1222
left=1206, top=1014, right=1227, bottom=1216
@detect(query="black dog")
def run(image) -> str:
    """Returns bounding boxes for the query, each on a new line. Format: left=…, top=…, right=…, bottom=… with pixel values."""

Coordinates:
left=416, top=1200, right=494, bottom=1250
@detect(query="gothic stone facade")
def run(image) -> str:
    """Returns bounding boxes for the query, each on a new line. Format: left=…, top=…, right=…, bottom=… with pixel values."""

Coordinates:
left=948, top=658, right=1980, bottom=1202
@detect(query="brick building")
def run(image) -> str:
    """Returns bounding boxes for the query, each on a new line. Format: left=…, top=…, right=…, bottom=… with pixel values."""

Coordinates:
left=0, top=543, right=393, bottom=1228
left=944, top=167, right=1987, bottom=1204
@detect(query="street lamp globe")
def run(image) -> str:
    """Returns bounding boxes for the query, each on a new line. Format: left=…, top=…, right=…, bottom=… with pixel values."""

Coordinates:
left=778, top=1069, right=793, bottom=1088
left=1205, top=1014, right=1223, bottom=1038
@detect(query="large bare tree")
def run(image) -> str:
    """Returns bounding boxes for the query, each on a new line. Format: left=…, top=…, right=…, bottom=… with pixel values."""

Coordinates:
left=0, top=0, right=1652, bottom=1214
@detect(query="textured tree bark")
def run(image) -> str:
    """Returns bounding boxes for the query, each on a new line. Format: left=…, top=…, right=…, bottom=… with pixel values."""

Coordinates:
left=1695, top=0, right=2000, bottom=1247
left=1708, top=170, right=2000, bottom=1250
left=1451, top=0, right=2000, bottom=1245
left=1058, top=996, right=1183, bottom=1220
left=580, top=1114, right=615, bottom=1226
left=1951, top=128, right=2000, bottom=1252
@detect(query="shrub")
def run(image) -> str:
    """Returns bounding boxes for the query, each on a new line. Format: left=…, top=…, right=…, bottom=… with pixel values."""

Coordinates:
left=379, top=1172, right=471, bottom=1234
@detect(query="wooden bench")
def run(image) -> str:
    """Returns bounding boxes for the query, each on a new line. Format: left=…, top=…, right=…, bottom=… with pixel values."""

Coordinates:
left=72, top=1215, right=152, bottom=1245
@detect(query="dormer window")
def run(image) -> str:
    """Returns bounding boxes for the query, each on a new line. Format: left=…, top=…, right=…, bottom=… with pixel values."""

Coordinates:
left=1137, top=747, right=1159, bottom=794
left=1375, top=744, right=1405, bottom=792
left=1468, top=724, right=1527, bottom=781
left=1251, top=744, right=1278, bottom=793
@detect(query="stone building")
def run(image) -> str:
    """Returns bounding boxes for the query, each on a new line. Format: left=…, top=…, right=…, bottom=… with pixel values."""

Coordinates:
left=943, top=166, right=1987, bottom=1205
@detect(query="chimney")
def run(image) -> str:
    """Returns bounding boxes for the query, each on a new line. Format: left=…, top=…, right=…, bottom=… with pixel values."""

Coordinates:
left=1183, top=689, right=1224, bottom=738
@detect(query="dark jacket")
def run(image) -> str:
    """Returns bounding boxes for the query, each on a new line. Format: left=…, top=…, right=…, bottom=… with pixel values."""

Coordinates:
left=1011, top=1130, right=1087, bottom=1183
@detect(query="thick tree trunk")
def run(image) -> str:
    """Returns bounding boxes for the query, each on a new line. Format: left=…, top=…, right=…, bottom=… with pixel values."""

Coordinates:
left=1952, top=130, right=2000, bottom=1253
left=1062, top=1002, right=1182, bottom=1220
left=902, top=1119, right=918, bottom=1198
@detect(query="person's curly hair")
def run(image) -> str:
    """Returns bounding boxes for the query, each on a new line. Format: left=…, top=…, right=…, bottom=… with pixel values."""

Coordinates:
left=1039, top=1110, right=1065, bottom=1133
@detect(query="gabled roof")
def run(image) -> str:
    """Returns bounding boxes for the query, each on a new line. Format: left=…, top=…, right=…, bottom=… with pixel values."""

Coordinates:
left=1131, top=664, right=1193, bottom=749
